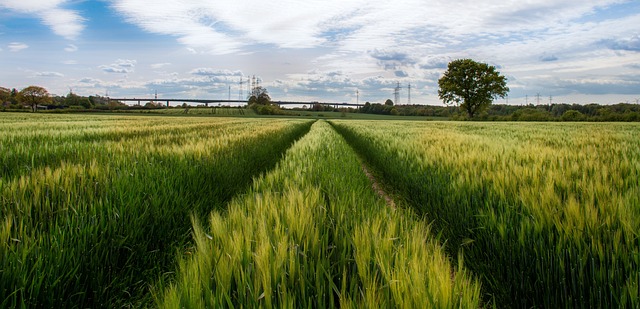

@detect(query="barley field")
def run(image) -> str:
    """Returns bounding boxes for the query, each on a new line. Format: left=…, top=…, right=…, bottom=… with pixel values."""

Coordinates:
left=1, top=113, right=639, bottom=308
left=0, top=113, right=312, bottom=307
left=158, top=121, right=480, bottom=308
left=331, top=120, right=640, bottom=308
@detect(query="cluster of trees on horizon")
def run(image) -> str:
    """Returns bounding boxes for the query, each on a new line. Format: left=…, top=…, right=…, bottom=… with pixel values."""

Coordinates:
left=328, top=101, right=640, bottom=122
left=1, top=85, right=122, bottom=112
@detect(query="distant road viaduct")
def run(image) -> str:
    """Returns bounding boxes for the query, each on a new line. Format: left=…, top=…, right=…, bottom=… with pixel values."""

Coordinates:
left=108, top=98, right=365, bottom=108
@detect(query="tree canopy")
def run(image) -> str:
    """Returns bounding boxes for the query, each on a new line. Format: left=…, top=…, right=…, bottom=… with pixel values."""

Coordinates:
left=0, top=87, right=10, bottom=105
left=248, top=87, right=283, bottom=115
left=65, top=93, right=93, bottom=109
left=438, top=59, right=509, bottom=118
left=248, top=86, right=271, bottom=105
left=18, top=86, right=51, bottom=112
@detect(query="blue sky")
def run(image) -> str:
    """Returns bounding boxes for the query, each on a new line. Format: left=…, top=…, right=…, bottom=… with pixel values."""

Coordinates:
left=1, top=0, right=639, bottom=105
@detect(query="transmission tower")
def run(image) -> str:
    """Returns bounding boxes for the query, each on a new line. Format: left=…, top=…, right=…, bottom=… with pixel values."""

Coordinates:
left=250, top=75, right=262, bottom=97
left=247, top=77, right=250, bottom=98
left=394, top=82, right=401, bottom=105
left=238, top=76, right=244, bottom=100
left=251, top=75, right=256, bottom=96
left=407, top=83, right=411, bottom=105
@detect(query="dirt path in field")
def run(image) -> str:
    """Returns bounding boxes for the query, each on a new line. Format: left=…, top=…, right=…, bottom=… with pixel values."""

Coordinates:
left=361, top=163, right=396, bottom=209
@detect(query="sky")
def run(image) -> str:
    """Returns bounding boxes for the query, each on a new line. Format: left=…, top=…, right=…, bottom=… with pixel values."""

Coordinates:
left=1, top=0, right=639, bottom=105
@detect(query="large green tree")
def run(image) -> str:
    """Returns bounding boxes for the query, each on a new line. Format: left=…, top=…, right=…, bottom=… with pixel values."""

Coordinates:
left=438, top=59, right=509, bottom=118
left=18, top=86, right=52, bottom=112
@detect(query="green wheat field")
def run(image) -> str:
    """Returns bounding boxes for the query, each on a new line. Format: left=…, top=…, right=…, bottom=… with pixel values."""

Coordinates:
left=1, top=113, right=638, bottom=308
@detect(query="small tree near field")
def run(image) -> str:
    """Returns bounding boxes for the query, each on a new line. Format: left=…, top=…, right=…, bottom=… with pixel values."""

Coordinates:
left=18, top=86, right=52, bottom=112
left=248, top=86, right=271, bottom=106
left=248, top=87, right=282, bottom=115
left=438, top=59, right=509, bottom=119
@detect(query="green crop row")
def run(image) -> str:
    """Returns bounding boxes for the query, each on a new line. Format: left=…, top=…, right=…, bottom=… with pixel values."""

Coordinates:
left=330, top=120, right=640, bottom=308
left=0, top=113, right=313, bottom=308
left=158, top=120, right=481, bottom=308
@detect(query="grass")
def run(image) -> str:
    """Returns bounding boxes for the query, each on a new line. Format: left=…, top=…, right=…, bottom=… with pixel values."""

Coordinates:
left=330, top=120, right=640, bottom=308
left=157, top=120, right=481, bottom=308
left=0, top=113, right=313, bottom=307
left=4, top=112, right=636, bottom=308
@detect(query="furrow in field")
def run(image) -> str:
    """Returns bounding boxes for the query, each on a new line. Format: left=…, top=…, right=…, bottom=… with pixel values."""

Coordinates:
left=361, top=160, right=396, bottom=209
left=157, top=120, right=481, bottom=308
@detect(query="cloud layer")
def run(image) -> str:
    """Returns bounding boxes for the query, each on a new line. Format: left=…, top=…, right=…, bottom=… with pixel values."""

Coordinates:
left=1, top=0, right=639, bottom=104
left=0, top=0, right=85, bottom=39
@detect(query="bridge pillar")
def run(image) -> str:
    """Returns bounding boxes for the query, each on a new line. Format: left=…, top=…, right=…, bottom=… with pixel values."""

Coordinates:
left=166, top=101, right=169, bottom=107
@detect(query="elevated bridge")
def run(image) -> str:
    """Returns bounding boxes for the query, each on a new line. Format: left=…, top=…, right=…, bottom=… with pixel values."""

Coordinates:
left=273, top=101, right=364, bottom=108
left=108, top=98, right=365, bottom=108
left=109, top=98, right=246, bottom=107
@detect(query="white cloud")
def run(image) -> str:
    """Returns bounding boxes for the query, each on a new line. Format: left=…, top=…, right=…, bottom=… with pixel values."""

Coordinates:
left=100, top=59, right=137, bottom=74
left=8, top=42, right=29, bottom=52
left=64, top=44, right=78, bottom=52
left=100, top=67, right=132, bottom=74
left=115, top=59, right=136, bottom=67
left=189, top=68, right=243, bottom=77
left=40, top=7, right=84, bottom=39
left=35, top=71, right=64, bottom=77
left=110, top=0, right=625, bottom=54
left=150, top=62, right=171, bottom=69
left=0, top=0, right=85, bottom=39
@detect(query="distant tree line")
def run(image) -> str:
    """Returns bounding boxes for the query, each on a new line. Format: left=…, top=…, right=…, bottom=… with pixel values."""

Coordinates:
left=2, top=85, right=639, bottom=121
left=484, top=103, right=640, bottom=122
left=1, top=85, right=129, bottom=111
left=351, top=102, right=640, bottom=121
